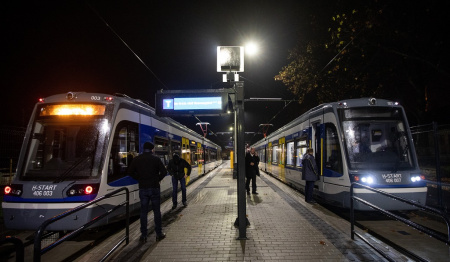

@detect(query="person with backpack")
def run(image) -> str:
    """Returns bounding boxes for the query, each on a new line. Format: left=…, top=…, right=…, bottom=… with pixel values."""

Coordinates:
left=167, top=153, right=191, bottom=209
left=302, top=148, right=319, bottom=203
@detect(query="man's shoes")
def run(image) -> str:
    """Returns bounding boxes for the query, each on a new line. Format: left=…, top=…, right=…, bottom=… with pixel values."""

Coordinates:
left=252, top=192, right=258, bottom=195
left=171, top=204, right=177, bottom=210
left=156, top=233, right=166, bottom=241
left=182, top=201, right=188, bottom=207
left=139, top=235, right=147, bottom=243
left=247, top=191, right=250, bottom=195
left=306, top=200, right=316, bottom=204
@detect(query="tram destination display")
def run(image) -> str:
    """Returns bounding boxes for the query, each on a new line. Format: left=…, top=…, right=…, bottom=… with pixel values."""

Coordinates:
left=155, top=89, right=229, bottom=116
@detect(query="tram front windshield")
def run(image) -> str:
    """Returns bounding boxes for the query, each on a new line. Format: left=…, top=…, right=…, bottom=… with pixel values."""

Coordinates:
left=339, top=107, right=414, bottom=171
left=20, top=106, right=110, bottom=181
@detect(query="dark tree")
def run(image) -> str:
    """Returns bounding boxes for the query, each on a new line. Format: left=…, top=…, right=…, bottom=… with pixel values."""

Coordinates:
left=276, top=0, right=450, bottom=124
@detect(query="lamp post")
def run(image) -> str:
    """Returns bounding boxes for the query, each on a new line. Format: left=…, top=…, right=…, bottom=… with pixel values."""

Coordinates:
left=217, top=46, right=248, bottom=239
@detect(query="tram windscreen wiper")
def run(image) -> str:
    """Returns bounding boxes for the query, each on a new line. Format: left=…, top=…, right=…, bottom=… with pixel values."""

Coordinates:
left=54, top=154, right=93, bottom=183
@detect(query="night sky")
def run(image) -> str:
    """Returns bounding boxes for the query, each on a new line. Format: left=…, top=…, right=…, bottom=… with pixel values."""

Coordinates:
left=2, top=0, right=320, bottom=148
left=2, top=1, right=447, bottom=149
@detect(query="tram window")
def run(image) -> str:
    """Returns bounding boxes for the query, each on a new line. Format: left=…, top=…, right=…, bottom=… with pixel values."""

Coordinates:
left=324, top=123, right=343, bottom=174
left=296, top=139, right=307, bottom=167
left=286, top=141, right=295, bottom=166
left=262, top=148, right=266, bottom=163
left=257, top=149, right=264, bottom=163
left=272, top=145, right=278, bottom=164
left=198, top=146, right=204, bottom=164
left=209, top=148, right=212, bottom=163
left=190, top=145, right=197, bottom=165
left=209, top=149, right=217, bottom=162
left=25, top=123, right=103, bottom=179
left=342, top=119, right=414, bottom=170
left=170, top=140, right=181, bottom=157
left=108, top=121, right=139, bottom=183
left=155, top=137, right=170, bottom=165
left=268, top=145, right=273, bottom=164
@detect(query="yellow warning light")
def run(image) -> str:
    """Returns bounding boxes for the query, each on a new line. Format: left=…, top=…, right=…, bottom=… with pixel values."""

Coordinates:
left=40, top=104, right=106, bottom=116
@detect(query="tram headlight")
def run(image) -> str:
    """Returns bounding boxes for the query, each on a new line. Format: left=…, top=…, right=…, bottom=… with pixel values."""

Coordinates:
left=361, top=176, right=374, bottom=184
left=410, top=175, right=424, bottom=182
left=66, top=184, right=99, bottom=197
left=354, top=175, right=375, bottom=184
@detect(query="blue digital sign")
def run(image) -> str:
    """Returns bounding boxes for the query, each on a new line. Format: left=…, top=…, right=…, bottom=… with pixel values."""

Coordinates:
left=155, top=89, right=229, bottom=117
left=173, top=97, right=222, bottom=110
left=163, top=99, right=174, bottom=109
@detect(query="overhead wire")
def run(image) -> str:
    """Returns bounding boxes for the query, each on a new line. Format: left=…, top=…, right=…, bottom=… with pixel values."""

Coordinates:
left=86, top=1, right=169, bottom=90
left=87, top=2, right=293, bottom=143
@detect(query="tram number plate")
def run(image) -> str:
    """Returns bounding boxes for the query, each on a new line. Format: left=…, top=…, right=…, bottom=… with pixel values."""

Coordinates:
left=32, top=185, right=57, bottom=197
left=382, top=173, right=402, bottom=183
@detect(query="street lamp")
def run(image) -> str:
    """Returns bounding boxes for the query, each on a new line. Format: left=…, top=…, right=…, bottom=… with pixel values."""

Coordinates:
left=245, top=42, right=259, bottom=56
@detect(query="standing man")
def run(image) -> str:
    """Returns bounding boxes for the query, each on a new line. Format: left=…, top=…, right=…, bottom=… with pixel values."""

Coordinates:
left=167, top=153, right=191, bottom=209
left=302, top=148, right=319, bottom=203
left=128, top=142, right=167, bottom=242
left=245, top=147, right=260, bottom=195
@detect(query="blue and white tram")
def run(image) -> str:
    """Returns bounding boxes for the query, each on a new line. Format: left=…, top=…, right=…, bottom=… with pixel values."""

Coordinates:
left=2, top=92, right=222, bottom=230
left=252, top=98, right=426, bottom=210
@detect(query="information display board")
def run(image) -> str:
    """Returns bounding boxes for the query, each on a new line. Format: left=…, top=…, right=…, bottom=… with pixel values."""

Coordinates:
left=155, top=89, right=229, bottom=116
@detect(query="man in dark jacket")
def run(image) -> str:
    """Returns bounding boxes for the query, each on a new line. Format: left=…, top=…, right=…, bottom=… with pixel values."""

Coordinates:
left=245, top=147, right=260, bottom=195
left=167, top=153, right=191, bottom=209
left=302, top=148, right=319, bottom=203
left=128, top=142, right=167, bottom=242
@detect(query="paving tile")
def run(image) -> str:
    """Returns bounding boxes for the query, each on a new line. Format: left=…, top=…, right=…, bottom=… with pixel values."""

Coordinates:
left=76, top=164, right=415, bottom=262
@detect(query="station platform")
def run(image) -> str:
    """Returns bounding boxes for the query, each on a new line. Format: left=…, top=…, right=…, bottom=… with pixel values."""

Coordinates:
left=77, top=162, right=410, bottom=262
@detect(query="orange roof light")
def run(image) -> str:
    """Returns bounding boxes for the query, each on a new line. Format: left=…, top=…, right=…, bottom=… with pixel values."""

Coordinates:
left=40, top=104, right=106, bottom=116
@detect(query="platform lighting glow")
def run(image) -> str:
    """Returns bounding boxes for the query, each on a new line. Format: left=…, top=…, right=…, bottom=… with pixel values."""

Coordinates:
left=245, top=42, right=258, bottom=56
left=40, top=104, right=106, bottom=116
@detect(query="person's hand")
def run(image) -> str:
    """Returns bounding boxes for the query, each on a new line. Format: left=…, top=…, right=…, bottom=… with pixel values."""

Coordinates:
left=250, top=162, right=254, bottom=166
left=184, top=175, right=187, bottom=179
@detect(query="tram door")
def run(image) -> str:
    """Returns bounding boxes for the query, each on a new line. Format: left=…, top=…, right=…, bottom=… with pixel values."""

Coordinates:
left=182, top=137, right=191, bottom=184
left=197, top=142, right=203, bottom=176
left=311, top=121, right=324, bottom=191
left=267, top=142, right=272, bottom=173
left=278, top=137, right=286, bottom=181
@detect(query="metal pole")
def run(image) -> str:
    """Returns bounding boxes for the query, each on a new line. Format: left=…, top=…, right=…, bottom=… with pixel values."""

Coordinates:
left=126, top=190, right=129, bottom=245
left=9, top=158, right=13, bottom=184
left=264, top=139, right=267, bottom=172
left=350, top=183, right=355, bottom=240
left=233, top=111, right=238, bottom=179
left=432, top=122, right=443, bottom=210
left=235, top=82, right=248, bottom=239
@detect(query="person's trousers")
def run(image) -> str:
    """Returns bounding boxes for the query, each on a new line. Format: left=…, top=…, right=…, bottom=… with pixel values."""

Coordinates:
left=172, top=176, right=187, bottom=205
left=139, top=188, right=162, bottom=236
left=305, top=181, right=315, bottom=202
left=245, top=171, right=257, bottom=192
